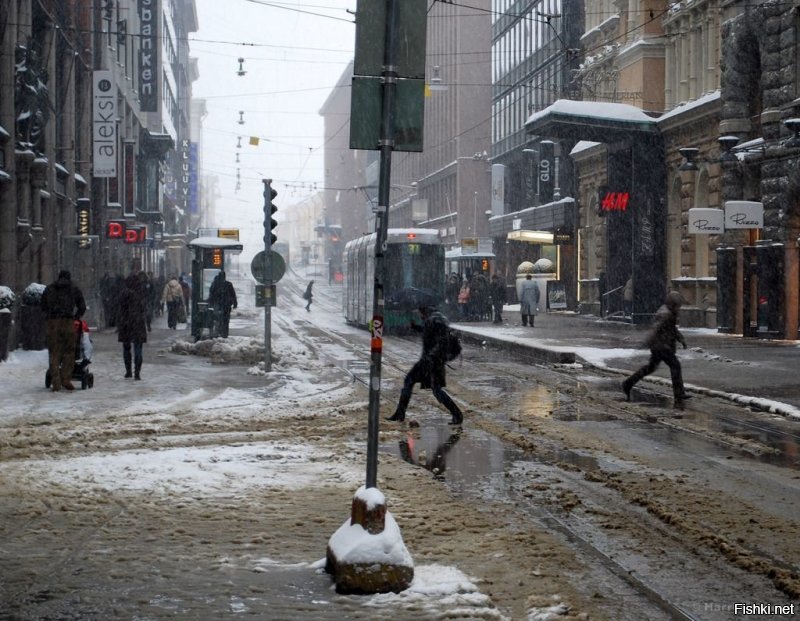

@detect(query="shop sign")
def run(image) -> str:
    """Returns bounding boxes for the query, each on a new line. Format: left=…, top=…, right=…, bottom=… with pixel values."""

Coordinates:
left=92, top=71, right=116, bottom=177
left=688, top=208, right=724, bottom=234
left=600, top=191, right=629, bottom=212
left=724, top=201, right=763, bottom=229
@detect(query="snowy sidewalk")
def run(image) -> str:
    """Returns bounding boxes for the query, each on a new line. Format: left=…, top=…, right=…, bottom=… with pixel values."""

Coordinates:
left=451, top=309, right=800, bottom=419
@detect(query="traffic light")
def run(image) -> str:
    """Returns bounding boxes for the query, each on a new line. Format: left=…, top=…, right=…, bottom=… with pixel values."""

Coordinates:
left=263, top=181, right=278, bottom=247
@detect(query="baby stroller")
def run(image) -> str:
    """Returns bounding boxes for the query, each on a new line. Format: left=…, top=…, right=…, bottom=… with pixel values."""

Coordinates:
left=45, top=319, right=94, bottom=390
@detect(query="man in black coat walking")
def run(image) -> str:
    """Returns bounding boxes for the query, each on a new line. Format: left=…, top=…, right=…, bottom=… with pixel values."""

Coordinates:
left=41, top=270, right=86, bottom=391
left=209, top=271, right=237, bottom=338
left=622, top=291, right=690, bottom=410
left=490, top=273, right=506, bottom=324
left=386, top=305, right=463, bottom=425
left=117, top=271, right=149, bottom=380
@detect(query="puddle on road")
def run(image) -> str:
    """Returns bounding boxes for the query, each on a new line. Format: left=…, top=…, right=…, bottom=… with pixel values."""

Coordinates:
left=381, top=417, right=601, bottom=497
left=381, top=421, right=513, bottom=500
left=518, top=384, right=617, bottom=422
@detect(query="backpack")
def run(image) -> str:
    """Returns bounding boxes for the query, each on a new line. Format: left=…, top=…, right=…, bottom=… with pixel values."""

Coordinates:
left=445, top=329, right=462, bottom=362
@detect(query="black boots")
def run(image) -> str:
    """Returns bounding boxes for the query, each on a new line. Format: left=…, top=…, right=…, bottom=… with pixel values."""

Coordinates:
left=124, top=351, right=132, bottom=379
left=449, top=411, right=463, bottom=425
left=134, top=364, right=141, bottom=381
left=385, top=412, right=405, bottom=422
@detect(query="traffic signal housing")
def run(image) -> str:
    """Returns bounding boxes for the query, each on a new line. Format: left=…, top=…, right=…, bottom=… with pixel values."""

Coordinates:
left=263, top=183, right=278, bottom=247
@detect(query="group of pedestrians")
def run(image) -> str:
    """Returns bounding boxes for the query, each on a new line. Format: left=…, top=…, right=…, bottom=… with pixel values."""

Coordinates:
left=43, top=263, right=243, bottom=388
left=44, top=264, right=690, bottom=415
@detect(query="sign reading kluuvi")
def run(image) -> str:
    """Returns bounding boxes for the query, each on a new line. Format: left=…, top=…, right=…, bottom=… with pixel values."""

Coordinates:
left=92, top=71, right=116, bottom=177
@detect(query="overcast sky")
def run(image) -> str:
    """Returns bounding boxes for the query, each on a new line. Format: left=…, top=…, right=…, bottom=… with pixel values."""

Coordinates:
left=190, top=0, right=356, bottom=232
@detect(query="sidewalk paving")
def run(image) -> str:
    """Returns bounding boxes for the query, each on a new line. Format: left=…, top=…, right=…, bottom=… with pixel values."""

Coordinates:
left=451, top=308, right=800, bottom=419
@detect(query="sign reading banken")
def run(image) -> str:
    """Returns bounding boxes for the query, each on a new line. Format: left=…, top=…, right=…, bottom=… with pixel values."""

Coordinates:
left=138, top=0, right=158, bottom=111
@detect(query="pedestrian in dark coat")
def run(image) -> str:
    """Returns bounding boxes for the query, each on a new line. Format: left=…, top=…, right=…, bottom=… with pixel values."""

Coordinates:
left=490, top=274, right=507, bottom=324
left=519, top=274, right=540, bottom=327
left=208, top=271, right=237, bottom=338
left=117, top=273, right=149, bottom=380
left=303, top=280, right=314, bottom=312
left=386, top=305, right=463, bottom=425
left=41, top=270, right=86, bottom=391
left=622, top=291, right=689, bottom=409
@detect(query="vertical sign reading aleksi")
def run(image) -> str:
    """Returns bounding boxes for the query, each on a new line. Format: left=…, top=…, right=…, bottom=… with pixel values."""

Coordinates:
left=138, top=0, right=158, bottom=111
left=92, top=71, right=116, bottom=177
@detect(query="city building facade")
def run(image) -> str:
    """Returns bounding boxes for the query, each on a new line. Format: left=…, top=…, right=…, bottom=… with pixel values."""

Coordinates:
left=0, top=0, right=200, bottom=341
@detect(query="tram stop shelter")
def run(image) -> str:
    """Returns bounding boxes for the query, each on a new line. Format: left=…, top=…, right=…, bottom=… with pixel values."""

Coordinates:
left=187, top=236, right=244, bottom=341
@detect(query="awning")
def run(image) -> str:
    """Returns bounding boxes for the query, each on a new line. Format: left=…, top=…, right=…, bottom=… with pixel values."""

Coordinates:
left=525, top=99, right=659, bottom=143
left=187, top=236, right=244, bottom=251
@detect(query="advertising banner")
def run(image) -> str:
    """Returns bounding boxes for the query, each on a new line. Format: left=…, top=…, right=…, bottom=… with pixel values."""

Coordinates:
left=92, top=71, right=116, bottom=177
left=138, top=0, right=158, bottom=111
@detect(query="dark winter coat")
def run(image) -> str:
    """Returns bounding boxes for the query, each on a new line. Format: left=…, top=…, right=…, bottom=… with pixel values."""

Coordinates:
left=210, top=276, right=237, bottom=312
left=408, top=310, right=450, bottom=389
left=644, top=304, right=685, bottom=352
left=41, top=275, right=86, bottom=320
left=490, top=276, right=506, bottom=305
left=117, top=274, right=148, bottom=343
left=303, top=281, right=314, bottom=301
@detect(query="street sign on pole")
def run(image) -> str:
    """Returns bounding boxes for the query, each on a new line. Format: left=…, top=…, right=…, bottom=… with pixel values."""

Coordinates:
left=251, top=250, right=285, bottom=283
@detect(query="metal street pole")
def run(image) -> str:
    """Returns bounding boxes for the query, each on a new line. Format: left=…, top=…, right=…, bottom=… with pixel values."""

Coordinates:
left=365, top=0, right=400, bottom=489
left=262, top=179, right=273, bottom=373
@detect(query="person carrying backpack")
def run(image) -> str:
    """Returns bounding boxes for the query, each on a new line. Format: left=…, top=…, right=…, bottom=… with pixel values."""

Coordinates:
left=385, top=305, right=463, bottom=425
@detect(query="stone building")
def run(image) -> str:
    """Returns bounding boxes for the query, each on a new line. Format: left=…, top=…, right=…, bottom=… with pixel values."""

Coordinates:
left=0, top=0, right=200, bottom=340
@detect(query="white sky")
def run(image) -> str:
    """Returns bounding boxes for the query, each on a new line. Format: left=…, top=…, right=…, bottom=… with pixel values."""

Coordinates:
left=190, top=0, right=356, bottom=230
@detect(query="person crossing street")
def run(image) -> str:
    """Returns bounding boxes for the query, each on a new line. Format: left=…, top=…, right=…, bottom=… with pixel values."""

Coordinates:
left=386, top=305, right=463, bottom=425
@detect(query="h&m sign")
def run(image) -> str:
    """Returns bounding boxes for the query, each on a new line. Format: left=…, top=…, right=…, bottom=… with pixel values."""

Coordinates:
left=107, top=220, right=147, bottom=244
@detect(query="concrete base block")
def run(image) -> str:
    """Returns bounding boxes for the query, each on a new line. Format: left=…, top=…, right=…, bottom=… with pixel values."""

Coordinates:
left=326, top=486, right=414, bottom=594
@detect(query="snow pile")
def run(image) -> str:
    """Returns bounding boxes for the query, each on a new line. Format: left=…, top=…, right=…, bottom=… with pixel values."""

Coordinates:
left=170, top=335, right=265, bottom=364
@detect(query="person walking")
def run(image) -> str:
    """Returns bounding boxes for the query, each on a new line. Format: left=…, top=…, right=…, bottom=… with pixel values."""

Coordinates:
left=490, top=274, right=507, bottom=324
left=623, top=277, right=634, bottom=317
left=385, top=305, right=463, bottom=425
left=519, top=273, right=540, bottom=327
left=622, top=291, right=690, bottom=410
left=41, top=270, right=86, bottom=392
left=303, top=280, right=314, bottom=312
left=161, top=275, right=183, bottom=330
left=457, top=281, right=470, bottom=319
left=117, top=271, right=149, bottom=380
left=208, top=271, right=237, bottom=338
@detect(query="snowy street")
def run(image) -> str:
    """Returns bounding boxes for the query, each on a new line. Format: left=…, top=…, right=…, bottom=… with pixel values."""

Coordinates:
left=1, top=270, right=799, bottom=620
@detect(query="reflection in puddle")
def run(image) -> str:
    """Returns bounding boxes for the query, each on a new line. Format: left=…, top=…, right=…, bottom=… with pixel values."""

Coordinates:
left=519, top=383, right=557, bottom=418
left=382, top=422, right=513, bottom=499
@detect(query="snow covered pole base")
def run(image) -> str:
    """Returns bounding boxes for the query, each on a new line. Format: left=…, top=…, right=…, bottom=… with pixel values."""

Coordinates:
left=326, top=486, right=414, bottom=594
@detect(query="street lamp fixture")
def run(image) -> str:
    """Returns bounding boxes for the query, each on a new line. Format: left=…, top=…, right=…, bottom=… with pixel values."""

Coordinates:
left=783, top=118, right=800, bottom=149
left=678, top=147, right=699, bottom=171
left=718, top=135, right=740, bottom=163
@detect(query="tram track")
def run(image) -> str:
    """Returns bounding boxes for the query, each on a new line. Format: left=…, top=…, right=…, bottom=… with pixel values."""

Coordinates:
left=287, top=304, right=800, bottom=614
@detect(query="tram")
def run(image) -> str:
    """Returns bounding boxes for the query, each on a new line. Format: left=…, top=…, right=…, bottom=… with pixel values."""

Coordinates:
left=343, top=228, right=445, bottom=331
